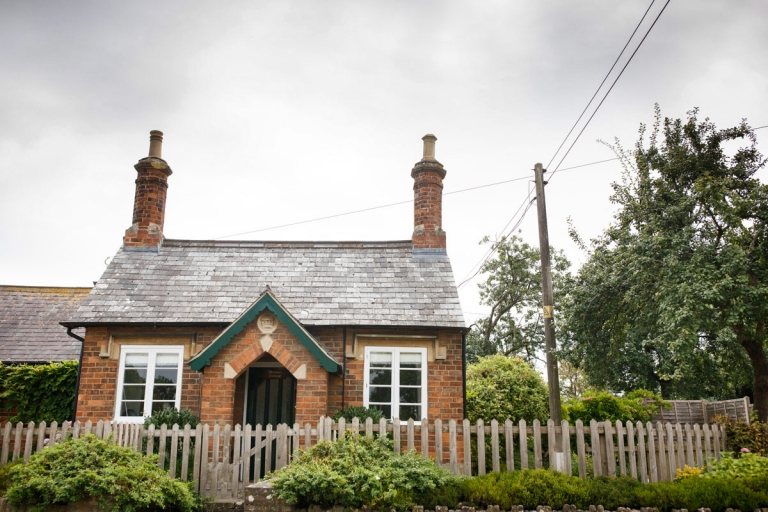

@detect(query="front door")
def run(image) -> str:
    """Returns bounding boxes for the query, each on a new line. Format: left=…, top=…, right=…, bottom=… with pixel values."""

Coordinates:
left=245, top=366, right=296, bottom=478
left=245, top=366, right=297, bottom=427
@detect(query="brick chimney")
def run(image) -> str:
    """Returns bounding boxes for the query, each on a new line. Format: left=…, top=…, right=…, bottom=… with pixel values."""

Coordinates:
left=412, top=134, right=447, bottom=250
left=123, top=130, right=173, bottom=248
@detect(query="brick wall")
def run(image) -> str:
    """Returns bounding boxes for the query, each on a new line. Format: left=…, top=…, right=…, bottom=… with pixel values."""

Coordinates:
left=75, top=322, right=465, bottom=428
left=75, top=325, right=220, bottom=422
left=201, top=313, right=330, bottom=425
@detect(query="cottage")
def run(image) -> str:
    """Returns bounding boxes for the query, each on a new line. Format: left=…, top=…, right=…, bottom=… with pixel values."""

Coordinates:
left=63, top=131, right=467, bottom=426
left=0, top=285, right=90, bottom=422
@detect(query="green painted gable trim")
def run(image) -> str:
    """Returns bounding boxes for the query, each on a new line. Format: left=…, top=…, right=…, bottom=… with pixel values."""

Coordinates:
left=188, top=291, right=339, bottom=373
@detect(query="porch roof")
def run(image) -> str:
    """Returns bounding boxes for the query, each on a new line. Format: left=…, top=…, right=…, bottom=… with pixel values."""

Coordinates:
left=188, top=289, right=339, bottom=373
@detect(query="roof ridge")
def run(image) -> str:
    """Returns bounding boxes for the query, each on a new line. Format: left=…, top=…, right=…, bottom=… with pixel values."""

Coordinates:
left=161, top=239, right=414, bottom=248
left=0, top=285, right=93, bottom=292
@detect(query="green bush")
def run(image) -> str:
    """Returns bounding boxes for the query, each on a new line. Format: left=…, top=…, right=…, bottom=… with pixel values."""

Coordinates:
left=439, top=469, right=768, bottom=512
left=702, top=452, right=768, bottom=479
left=270, top=434, right=455, bottom=510
left=143, top=408, right=199, bottom=430
left=563, top=389, right=668, bottom=424
left=714, top=416, right=768, bottom=456
left=331, top=405, right=384, bottom=424
left=143, top=408, right=199, bottom=479
left=0, top=360, right=78, bottom=424
left=5, top=434, right=204, bottom=512
left=466, top=355, right=549, bottom=422
left=0, top=459, right=21, bottom=495
left=462, top=470, right=589, bottom=509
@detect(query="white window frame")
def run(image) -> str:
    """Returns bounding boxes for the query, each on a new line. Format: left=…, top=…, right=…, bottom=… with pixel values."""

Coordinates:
left=363, top=346, right=428, bottom=423
left=114, top=345, right=184, bottom=423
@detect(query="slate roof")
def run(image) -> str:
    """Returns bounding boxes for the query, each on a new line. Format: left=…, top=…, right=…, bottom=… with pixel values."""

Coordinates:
left=0, top=286, right=90, bottom=363
left=65, top=240, right=466, bottom=329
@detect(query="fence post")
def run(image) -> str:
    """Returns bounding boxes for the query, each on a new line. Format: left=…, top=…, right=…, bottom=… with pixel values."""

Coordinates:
left=589, top=419, right=601, bottom=476
left=532, top=419, right=542, bottom=470
left=645, top=421, right=657, bottom=483
left=477, top=419, right=486, bottom=475
left=463, top=418, right=471, bottom=475
left=505, top=419, right=514, bottom=472
left=562, top=420, right=572, bottom=476
left=575, top=419, right=586, bottom=479
left=518, top=419, right=528, bottom=470
left=421, top=417, right=429, bottom=458
left=434, top=419, right=443, bottom=468
left=449, top=419, right=458, bottom=474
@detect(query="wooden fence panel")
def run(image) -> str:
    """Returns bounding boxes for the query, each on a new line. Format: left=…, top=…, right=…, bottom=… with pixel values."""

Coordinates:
left=0, top=417, right=732, bottom=500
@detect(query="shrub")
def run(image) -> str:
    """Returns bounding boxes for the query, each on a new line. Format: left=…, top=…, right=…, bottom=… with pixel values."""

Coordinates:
left=714, top=415, right=768, bottom=456
left=0, top=360, right=78, bottom=424
left=270, top=434, right=455, bottom=510
left=701, top=452, right=768, bottom=479
left=462, top=470, right=590, bottom=509
left=143, top=408, right=199, bottom=430
left=143, top=408, right=199, bottom=479
left=563, top=389, right=668, bottom=424
left=448, top=469, right=768, bottom=512
left=5, top=434, right=204, bottom=512
left=466, top=355, right=549, bottom=422
left=0, top=459, right=21, bottom=495
left=331, top=405, right=384, bottom=424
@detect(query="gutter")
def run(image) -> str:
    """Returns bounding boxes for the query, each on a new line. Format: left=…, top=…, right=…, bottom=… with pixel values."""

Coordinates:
left=65, top=327, right=85, bottom=422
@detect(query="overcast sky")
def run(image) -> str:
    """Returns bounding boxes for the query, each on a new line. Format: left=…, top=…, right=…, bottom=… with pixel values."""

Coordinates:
left=1, top=0, right=767, bottom=325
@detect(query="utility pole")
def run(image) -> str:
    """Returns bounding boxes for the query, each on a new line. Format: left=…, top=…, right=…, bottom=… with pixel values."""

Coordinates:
left=534, top=162, right=562, bottom=423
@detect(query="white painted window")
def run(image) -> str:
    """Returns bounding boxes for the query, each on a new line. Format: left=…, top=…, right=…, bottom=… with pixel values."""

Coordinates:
left=114, top=346, right=184, bottom=422
left=363, top=346, right=427, bottom=422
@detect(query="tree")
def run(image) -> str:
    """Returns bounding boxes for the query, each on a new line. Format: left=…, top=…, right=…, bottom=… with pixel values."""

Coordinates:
left=562, top=106, right=768, bottom=420
left=465, top=354, right=549, bottom=422
left=467, top=235, right=572, bottom=364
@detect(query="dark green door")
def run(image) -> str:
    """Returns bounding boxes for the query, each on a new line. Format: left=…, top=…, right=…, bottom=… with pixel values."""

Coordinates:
left=245, top=367, right=296, bottom=477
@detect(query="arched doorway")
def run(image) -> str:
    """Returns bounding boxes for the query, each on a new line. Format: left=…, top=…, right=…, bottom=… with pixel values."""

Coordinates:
left=244, top=354, right=297, bottom=428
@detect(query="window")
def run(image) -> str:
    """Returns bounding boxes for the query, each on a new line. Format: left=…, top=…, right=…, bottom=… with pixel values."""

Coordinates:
left=363, top=346, right=427, bottom=421
left=115, top=346, right=184, bottom=422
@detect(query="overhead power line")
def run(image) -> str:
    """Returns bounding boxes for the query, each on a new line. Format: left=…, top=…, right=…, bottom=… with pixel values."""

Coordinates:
left=546, top=0, right=657, bottom=171
left=548, top=0, right=672, bottom=180
left=209, top=152, right=661, bottom=240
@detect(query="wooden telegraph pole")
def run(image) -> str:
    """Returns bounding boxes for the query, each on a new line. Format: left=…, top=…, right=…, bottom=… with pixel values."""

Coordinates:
left=534, top=163, right=562, bottom=423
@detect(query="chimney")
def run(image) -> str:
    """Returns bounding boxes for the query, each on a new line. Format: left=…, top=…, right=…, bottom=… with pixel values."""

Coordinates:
left=123, top=130, right=173, bottom=248
left=411, top=134, right=447, bottom=250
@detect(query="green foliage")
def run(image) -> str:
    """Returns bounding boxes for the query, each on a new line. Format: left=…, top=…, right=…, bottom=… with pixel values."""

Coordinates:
left=0, top=459, right=21, bottom=495
left=143, top=408, right=199, bottom=430
left=562, top=106, right=767, bottom=412
left=143, top=408, right=199, bottom=479
left=466, top=355, right=549, bottom=422
left=702, top=452, right=768, bottom=479
left=563, top=389, right=669, bottom=424
left=270, top=434, right=455, bottom=510
left=461, top=470, right=590, bottom=509
left=445, top=469, right=768, bottom=512
left=331, top=405, right=384, bottom=424
left=5, top=434, right=204, bottom=512
left=468, top=235, right=572, bottom=364
left=0, top=360, right=78, bottom=423
left=714, top=416, right=768, bottom=456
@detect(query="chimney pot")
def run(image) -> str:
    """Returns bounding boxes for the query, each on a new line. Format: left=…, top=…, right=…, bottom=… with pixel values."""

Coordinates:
left=148, top=130, right=164, bottom=158
left=422, top=134, right=437, bottom=161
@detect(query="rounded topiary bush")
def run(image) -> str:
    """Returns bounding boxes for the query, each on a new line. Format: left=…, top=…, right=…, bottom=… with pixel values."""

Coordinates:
left=466, top=354, right=549, bottom=423
left=5, top=434, right=204, bottom=512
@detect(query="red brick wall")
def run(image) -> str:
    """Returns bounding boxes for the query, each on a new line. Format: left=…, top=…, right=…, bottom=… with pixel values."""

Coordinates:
left=75, top=322, right=465, bottom=427
left=75, top=325, right=219, bottom=422
left=201, top=314, right=330, bottom=426
left=338, top=328, right=464, bottom=419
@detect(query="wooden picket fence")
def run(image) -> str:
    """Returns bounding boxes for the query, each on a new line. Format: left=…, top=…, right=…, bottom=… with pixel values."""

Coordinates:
left=0, top=417, right=728, bottom=501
